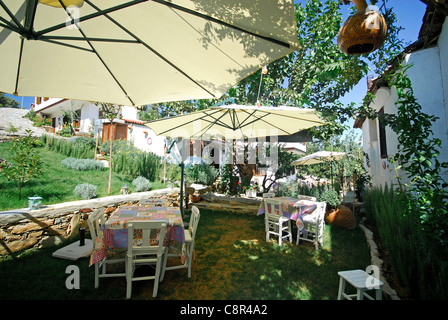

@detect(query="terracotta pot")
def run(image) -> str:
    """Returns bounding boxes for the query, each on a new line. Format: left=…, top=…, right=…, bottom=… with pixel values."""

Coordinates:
left=325, top=205, right=357, bottom=229
left=190, top=195, right=201, bottom=203
left=337, top=0, right=387, bottom=55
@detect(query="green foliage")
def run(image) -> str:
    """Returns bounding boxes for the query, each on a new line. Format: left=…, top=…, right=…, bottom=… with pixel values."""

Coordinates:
left=318, top=188, right=340, bottom=209
left=381, top=63, right=448, bottom=254
left=277, top=181, right=328, bottom=201
left=40, top=134, right=95, bottom=159
left=6, top=122, right=18, bottom=133
left=0, top=130, right=43, bottom=200
left=68, top=136, right=96, bottom=149
left=298, top=130, right=364, bottom=184
left=165, top=164, right=181, bottom=183
left=22, top=109, right=51, bottom=127
left=132, top=176, right=152, bottom=192
left=186, top=164, right=219, bottom=186
left=219, top=164, right=237, bottom=195
left=61, top=157, right=104, bottom=171
left=0, top=92, right=19, bottom=108
left=111, top=143, right=161, bottom=181
left=99, top=139, right=134, bottom=155
left=73, top=183, right=97, bottom=200
left=363, top=186, right=448, bottom=299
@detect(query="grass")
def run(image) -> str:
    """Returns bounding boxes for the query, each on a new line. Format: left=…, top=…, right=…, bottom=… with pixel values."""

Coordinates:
left=0, top=142, right=166, bottom=211
left=0, top=208, right=371, bottom=300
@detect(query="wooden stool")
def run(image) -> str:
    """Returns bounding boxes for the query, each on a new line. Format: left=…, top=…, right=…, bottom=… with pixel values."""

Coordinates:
left=337, top=269, right=384, bottom=300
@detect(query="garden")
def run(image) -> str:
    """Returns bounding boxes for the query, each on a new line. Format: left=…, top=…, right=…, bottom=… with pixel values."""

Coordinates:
left=1, top=0, right=448, bottom=302
left=1, top=120, right=447, bottom=300
left=0, top=207, right=371, bottom=300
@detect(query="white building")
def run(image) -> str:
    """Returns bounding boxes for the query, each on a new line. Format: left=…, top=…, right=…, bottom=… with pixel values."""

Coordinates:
left=354, top=4, right=448, bottom=187
left=33, top=98, right=166, bottom=157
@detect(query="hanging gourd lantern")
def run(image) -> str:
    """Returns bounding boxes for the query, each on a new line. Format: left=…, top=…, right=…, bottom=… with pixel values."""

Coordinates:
left=337, top=0, right=387, bottom=55
left=38, top=0, right=84, bottom=7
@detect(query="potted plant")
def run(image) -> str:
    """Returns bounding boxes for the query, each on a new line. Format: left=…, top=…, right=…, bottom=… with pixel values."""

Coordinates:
left=320, top=188, right=357, bottom=229
left=241, top=182, right=258, bottom=197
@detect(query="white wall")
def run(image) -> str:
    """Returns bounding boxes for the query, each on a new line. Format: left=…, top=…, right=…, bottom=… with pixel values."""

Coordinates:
left=128, top=123, right=167, bottom=157
left=362, top=17, right=448, bottom=187
left=79, top=102, right=98, bottom=134
left=438, top=17, right=448, bottom=173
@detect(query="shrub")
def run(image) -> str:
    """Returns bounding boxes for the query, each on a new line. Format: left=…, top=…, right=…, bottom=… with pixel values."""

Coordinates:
left=112, top=148, right=161, bottom=181
left=363, top=185, right=448, bottom=299
left=100, top=139, right=133, bottom=155
left=186, top=164, right=219, bottom=185
left=318, top=188, right=340, bottom=209
left=74, top=183, right=97, bottom=200
left=41, top=134, right=95, bottom=159
left=69, top=136, right=96, bottom=149
left=61, top=157, right=104, bottom=171
left=132, top=176, right=152, bottom=192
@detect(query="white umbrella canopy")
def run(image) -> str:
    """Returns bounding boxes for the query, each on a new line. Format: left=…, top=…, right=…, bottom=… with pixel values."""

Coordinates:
left=0, top=0, right=299, bottom=106
left=144, top=104, right=325, bottom=140
left=291, top=151, right=346, bottom=166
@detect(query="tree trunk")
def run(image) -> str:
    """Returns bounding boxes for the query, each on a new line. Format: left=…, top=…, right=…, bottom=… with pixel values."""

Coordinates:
left=18, top=178, right=23, bottom=201
left=108, top=124, right=113, bottom=194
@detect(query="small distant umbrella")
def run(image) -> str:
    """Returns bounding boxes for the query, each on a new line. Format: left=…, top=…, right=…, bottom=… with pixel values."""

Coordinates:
left=291, top=151, right=346, bottom=166
left=291, top=151, right=346, bottom=187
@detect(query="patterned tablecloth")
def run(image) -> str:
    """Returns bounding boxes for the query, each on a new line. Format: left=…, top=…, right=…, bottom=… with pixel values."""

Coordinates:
left=257, top=197, right=317, bottom=231
left=90, top=206, right=185, bottom=266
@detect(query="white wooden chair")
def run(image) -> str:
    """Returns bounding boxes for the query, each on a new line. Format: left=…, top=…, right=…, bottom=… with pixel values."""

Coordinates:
left=160, top=205, right=201, bottom=281
left=296, top=195, right=317, bottom=201
left=126, top=221, right=167, bottom=299
left=264, top=198, right=292, bottom=246
left=296, top=201, right=327, bottom=250
left=87, top=207, right=126, bottom=288
left=141, top=198, right=166, bottom=207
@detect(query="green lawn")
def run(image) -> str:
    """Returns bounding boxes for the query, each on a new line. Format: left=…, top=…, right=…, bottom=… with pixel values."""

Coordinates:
left=0, top=208, right=371, bottom=300
left=0, top=142, right=165, bottom=211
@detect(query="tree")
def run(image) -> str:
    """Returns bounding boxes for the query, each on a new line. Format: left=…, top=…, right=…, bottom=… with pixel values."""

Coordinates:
left=0, top=130, right=43, bottom=200
left=259, top=145, right=299, bottom=193
left=95, top=103, right=122, bottom=194
left=0, top=92, right=20, bottom=108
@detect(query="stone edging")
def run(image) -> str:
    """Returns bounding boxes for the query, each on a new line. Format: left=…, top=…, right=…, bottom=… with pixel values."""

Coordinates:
left=359, top=219, right=401, bottom=300
left=0, top=188, right=181, bottom=225
left=0, top=188, right=182, bottom=255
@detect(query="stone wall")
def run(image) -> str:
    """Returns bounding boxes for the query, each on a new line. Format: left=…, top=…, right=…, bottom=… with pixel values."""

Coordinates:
left=0, top=188, right=181, bottom=256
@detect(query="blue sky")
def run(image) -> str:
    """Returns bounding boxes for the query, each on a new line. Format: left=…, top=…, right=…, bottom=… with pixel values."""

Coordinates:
left=6, top=0, right=427, bottom=111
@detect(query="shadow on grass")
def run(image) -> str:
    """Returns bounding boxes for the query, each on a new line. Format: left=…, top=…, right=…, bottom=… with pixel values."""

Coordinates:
left=0, top=208, right=371, bottom=300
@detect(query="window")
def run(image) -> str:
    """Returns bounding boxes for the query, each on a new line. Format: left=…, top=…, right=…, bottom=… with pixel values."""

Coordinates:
left=378, top=108, right=388, bottom=159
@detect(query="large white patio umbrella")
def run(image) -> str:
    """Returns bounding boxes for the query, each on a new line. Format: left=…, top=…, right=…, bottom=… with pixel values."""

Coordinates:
left=291, top=151, right=346, bottom=166
left=0, top=0, right=299, bottom=106
left=145, top=104, right=325, bottom=140
left=145, top=104, right=325, bottom=213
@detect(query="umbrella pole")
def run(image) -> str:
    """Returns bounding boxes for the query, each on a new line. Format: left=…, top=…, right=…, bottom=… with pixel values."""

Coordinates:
left=180, top=162, right=185, bottom=217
